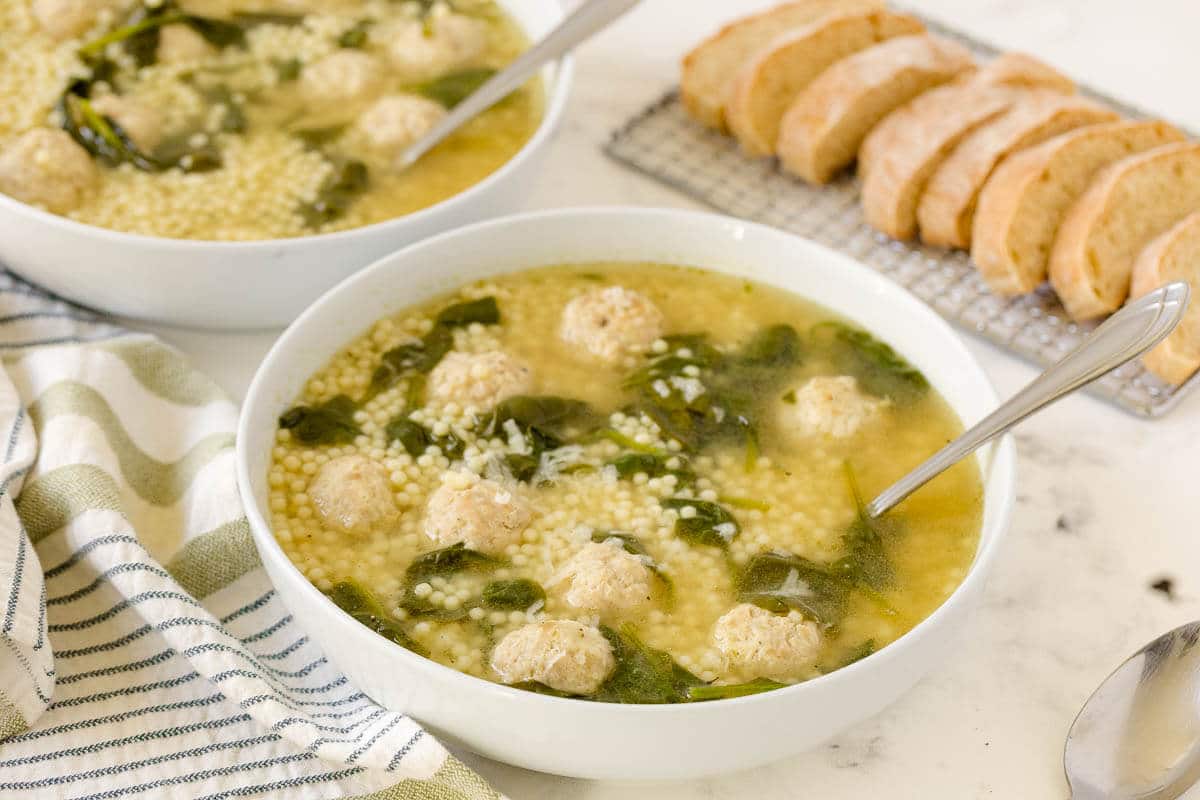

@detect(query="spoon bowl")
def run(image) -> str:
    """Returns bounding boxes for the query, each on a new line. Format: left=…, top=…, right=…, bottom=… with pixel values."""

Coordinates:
left=1066, top=622, right=1200, bottom=800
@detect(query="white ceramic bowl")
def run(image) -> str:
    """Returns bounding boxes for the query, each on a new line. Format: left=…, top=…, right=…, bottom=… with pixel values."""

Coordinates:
left=236, top=207, right=1017, bottom=780
left=0, top=0, right=571, bottom=331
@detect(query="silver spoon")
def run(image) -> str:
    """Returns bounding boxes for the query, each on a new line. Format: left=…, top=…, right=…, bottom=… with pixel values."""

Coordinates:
left=399, top=0, right=643, bottom=169
left=867, top=281, right=1189, bottom=518
left=1065, top=621, right=1200, bottom=800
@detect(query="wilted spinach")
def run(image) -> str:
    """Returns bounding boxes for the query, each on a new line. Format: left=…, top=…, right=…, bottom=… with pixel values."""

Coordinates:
left=810, top=321, right=928, bottom=401
left=609, top=452, right=696, bottom=486
left=593, top=625, right=704, bottom=704
left=481, top=579, right=545, bottom=611
left=363, top=297, right=501, bottom=402
left=418, top=67, right=497, bottom=108
left=830, top=464, right=896, bottom=592
left=300, top=159, right=369, bottom=227
left=400, top=543, right=502, bottom=618
left=337, top=19, right=373, bottom=48
left=735, top=551, right=849, bottom=627
left=79, top=1, right=247, bottom=68
left=686, top=678, right=787, bottom=701
left=383, top=416, right=464, bottom=460
left=660, top=498, right=740, bottom=549
left=327, top=579, right=426, bottom=657
left=477, top=395, right=595, bottom=483
left=278, top=394, right=361, bottom=445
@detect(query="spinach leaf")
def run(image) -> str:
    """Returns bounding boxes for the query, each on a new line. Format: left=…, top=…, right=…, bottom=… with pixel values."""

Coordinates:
left=401, top=543, right=502, bottom=618
left=418, top=67, right=497, bottom=108
left=511, top=681, right=580, bottom=698
left=686, top=678, right=788, bottom=701
left=278, top=394, right=361, bottom=445
left=435, top=296, right=500, bottom=327
left=327, top=579, right=427, bottom=657
left=623, top=326, right=801, bottom=457
left=299, top=159, right=369, bottom=227
left=609, top=452, right=696, bottom=486
left=810, top=321, right=928, bottom=400
left=383, top=416, right=463, bottom=460
left=58, top=90, right=158, bottom=171
left=481, top=579, right=545, bottom=610
left=591, top=530, right=673, bottom=595
left=478, top=395, right=595, bottom=483
left=79, top=1, right=247, bottom=69
left=362, top=297, right=500, bottom=401
left=273, top=57, right=303, bottom=82
left=593, top=625, right=704, bottom=704
left=337, top=19, right=373, bottom=48
left=660, top=498, right=740, bottom=549
left=735, top=551, right=849, bottom=627
left=830, top=464, right=895, bottom=592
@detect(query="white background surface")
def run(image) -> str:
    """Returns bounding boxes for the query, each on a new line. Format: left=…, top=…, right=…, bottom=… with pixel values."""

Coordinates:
left=132, top=1, right=1200, bottom=797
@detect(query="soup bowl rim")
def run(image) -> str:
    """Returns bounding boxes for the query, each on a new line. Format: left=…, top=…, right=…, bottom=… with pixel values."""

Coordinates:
left=236, top=205, right=1017, bottom=717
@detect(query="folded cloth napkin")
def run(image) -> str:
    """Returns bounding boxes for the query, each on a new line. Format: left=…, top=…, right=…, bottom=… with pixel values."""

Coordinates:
left=0, top=273, right=499, bottom=799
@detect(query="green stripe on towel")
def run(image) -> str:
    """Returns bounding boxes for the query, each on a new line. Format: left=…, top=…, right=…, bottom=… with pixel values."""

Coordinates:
left=167, top=519, right=261, bottom=600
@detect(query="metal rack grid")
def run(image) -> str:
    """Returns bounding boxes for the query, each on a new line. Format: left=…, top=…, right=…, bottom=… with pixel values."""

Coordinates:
left=603, top=17, right=1198, bottom=418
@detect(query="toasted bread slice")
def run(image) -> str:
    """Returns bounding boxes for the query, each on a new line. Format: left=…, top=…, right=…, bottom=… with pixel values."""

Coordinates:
left=971, top=120, right=1185, bottom=296
left=777, top=33, right=976, bottom=184
left=917, top=94, right=1118, bottom=249
left=726, top=9, right=924, bottom=157
left=1049, top=142, right=1200, bottom=320
left=859, top=54, right=1076, bottom=241
left=1130, top=212, right=1200, bottom=384
left=681, top=0, right=885, bottom=131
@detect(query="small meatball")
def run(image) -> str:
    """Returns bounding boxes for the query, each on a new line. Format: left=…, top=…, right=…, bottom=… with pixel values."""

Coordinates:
left=783, top=375, right=887, bottom=439
left=308, top=455, right=397, bottom=535
left=384, top=8, right=489, bottom=82
left=354, top=94, right=447, bottom=163
left=553, top=541, right=655, bottom=617
left=300, top=51, right=383, bottom=109
left=0, top=129, right=98, bottom=214
left=32, top=0, right=117, bottom=40
left=424, top=473, right=531, bottom=555
left=427, top=350, right=532, bottom=409
left=712, top=603, right=822, bottom=682
left=491, top=620, right=615, bottom=695
left=560, top=287, right=666, bottom=363
left=156, top=23, right=219, bottom=64
left=90, top=95, right=164, bottom=152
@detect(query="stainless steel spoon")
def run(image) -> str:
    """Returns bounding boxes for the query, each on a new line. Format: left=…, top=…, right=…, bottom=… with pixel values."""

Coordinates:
left=867, top=281, right=1190, bottom=518
left=399, top=0, right=643, bottom=169
left=1065, top=621, right=1200, bottom=800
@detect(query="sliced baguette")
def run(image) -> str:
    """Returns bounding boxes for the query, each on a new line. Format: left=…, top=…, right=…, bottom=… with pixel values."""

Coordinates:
left=681, top=0, right=885, bottom=131
left=726, top=9, right=925, bottom=157
left=859, top=54, right=1076, bottom=240
left=777, top=33, right=976, bottom=184
left=1130, top=212, right=1200, bottom=384
left=1049, top=142, right=1200, bottom=320
left=917, top=94, right=1118, bottom=249
left=971, top=120, right=1185, bottom=296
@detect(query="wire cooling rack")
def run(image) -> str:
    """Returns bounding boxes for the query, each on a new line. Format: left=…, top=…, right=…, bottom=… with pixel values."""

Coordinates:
left=604, top=16, right=1199, bottom=418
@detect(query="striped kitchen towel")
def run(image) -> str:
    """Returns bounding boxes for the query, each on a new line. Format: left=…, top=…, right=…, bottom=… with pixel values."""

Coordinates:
left=0, top=273, right=500, bottom=799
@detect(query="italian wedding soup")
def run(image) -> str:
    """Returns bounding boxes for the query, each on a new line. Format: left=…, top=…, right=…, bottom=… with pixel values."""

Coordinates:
left=0, top=0, right=541, bottom=239
left=269, top=264, right=984, bottom=702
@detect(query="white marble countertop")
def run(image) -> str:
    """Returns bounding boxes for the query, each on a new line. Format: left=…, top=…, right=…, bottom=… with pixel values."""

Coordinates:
left=134, top=1, right=1200, bottom=797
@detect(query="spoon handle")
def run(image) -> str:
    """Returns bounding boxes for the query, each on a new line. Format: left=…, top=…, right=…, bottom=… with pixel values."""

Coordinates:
left=866, top=281, right=1190, bottom=518
left=399, top=0, right=643, bottom=168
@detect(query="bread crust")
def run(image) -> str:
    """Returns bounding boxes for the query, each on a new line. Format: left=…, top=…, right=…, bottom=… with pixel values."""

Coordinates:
left=681, top=0, right=884, bottom=131
left=971, top=120, right=1185, bottom=296
left=777, top=33, right=976, bottom=184
left=917, top=94, right=1117, bottom=249
left=1049, top=141, right=1200, bottom=320
left=726, top=9, right=924, bottom=157
left=1129, top=211, right=1200, bottom=384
